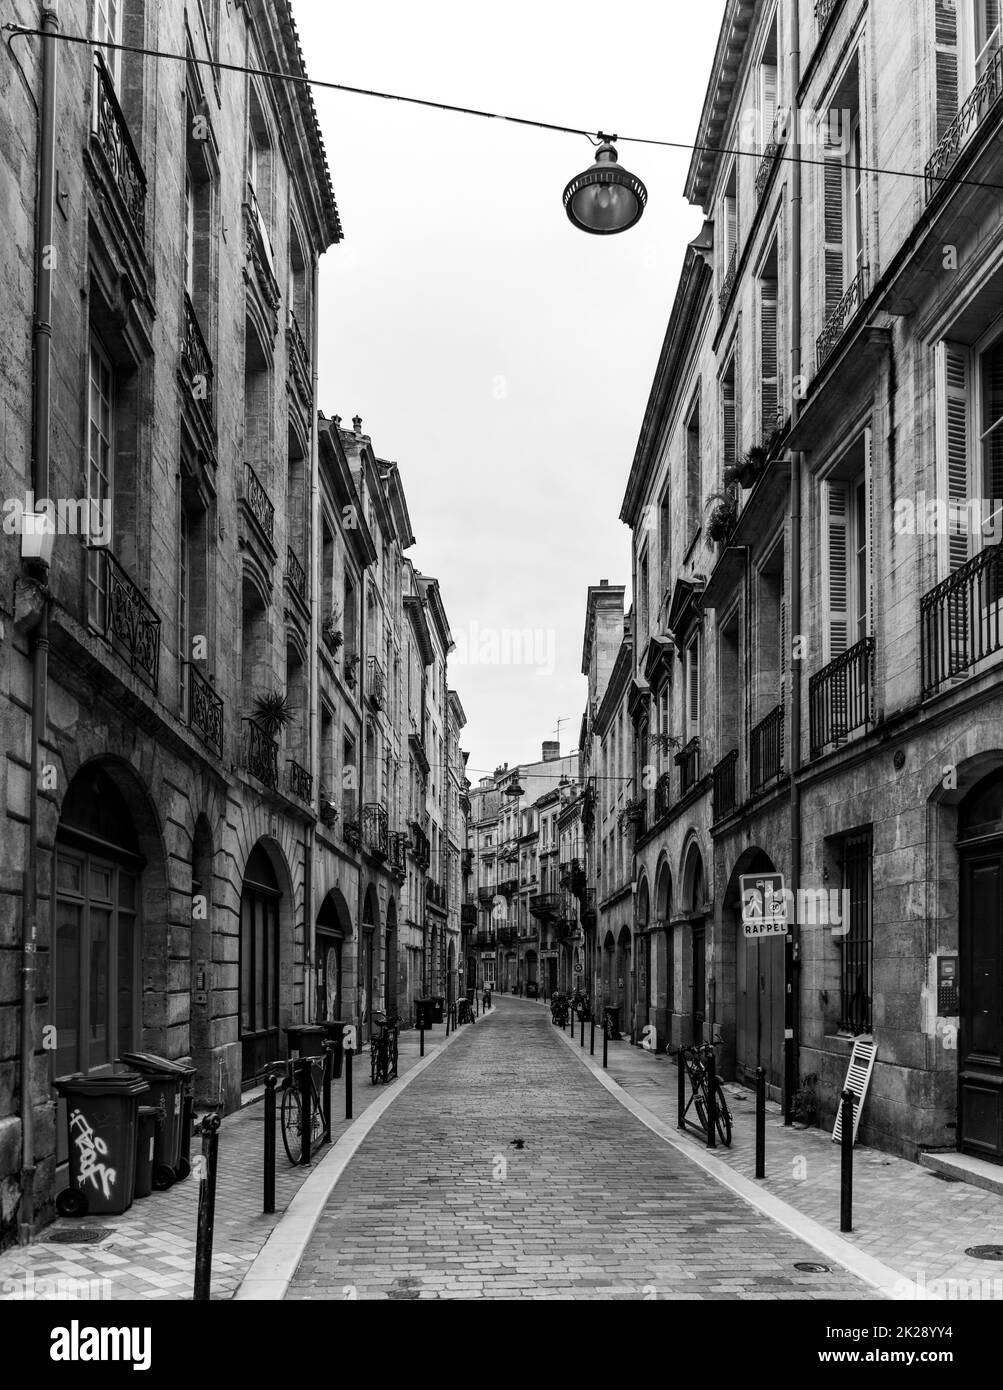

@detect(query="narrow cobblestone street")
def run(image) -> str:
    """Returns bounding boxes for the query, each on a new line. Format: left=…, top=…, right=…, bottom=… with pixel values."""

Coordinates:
left=287, top=999, right=873, bottom=1299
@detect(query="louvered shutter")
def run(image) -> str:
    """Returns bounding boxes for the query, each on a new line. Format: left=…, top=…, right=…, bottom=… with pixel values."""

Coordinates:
left=942, top=342, right=973, bottom=573
left=863, top=427, right=874, bottom=639
left=934, top=0, right=959, bottom=147
left=688, top=640, right=700, bottom=736
left=723, top=372, right=736, bottom=471
left=761, top=279, right=779, bottom=437
left=823, top=129, right=844, bottom=321
left=761, top=65, right=777, bottom=146
left=981, top=336, right=1003, bottom=605
left=824, top=480, right=850, bottom=659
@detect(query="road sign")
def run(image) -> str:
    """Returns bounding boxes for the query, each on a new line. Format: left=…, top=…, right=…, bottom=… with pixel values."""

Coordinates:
left=573, top=964, right=583, bottom=974
left=740, top=872, right=788, bottom=937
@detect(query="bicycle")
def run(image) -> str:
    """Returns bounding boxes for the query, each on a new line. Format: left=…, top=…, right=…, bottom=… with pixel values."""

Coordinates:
left=270, top=1053, right=328, bottom=1165
left=370, top=1012, right=399, bottom=1085
left=550, top=993, right=569, bottom=1026
left=670, top=1042, right=733, bottom=1147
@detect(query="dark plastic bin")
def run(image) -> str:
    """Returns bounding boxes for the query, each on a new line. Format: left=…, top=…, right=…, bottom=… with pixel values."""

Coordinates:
left=134, top=1104, right=160, bottom=1199
left=285, top=1024, right=326, bottom=1057
left=415, top=998, right=434, bottom=1029
left=604, top=1005, right=622, bottom=1040
left=54, top=1071, right=149, bottom=1217
left=118, top=1053, right=188, bottom=1189
left=320, top=1020, right=347, bottom=1079
left=174, top=1063, right=197, bottom=1181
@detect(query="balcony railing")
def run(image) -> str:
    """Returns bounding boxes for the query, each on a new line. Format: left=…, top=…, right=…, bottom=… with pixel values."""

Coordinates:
left=426, top=879, right=447, bottom=909
left=284, top=546, right=306, bottom=601
left=809, top=635, right=874, bottom=759
left=814, top=0, right=842, bottom=36
left=241, top=718, right=278, bottom=789
left=926, top=43, right=1003, bottom=199
left=712, top=748, right=738, bottom=822
left=91, top=52, right=146, bottom=242
left=389, top=830, right=407, bottom=878
left=755, top=108, right=787, bottom=202
left=718, top=244, right=738, bottom=313
left=498, top=877, right=518, bottom=898
left=750, top=703, right=784, bottom=793
left=89, top=547, right=161, bottom=690
left=476, top=928, right=495, bottom=947
left=362, top=801, right=389, bottom=859
left=287, top=759, right=312, bottom=802
left=243, top=463, right=275, bottom=547
left=244, top=180, right=280, bottom=309
left=677, top=737, right=701, bottom=796
left=654, top=771, right=672, bottom=820
left=529, top=892, right=559, bottom=920
left=367, top=655, right=385, bottom=710
left=816, top=265, right=868, bottom=372
left=188, top=666, right=223, bottom=757
left=461, top=902, right=477, bottom=928
left=921, top=542, right=1003, bottom=694
left=181, top=293, right=214, bottom=428
left=477, top=885, right=495, bottom=904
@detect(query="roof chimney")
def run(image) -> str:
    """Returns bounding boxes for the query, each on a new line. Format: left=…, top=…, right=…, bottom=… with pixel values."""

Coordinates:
left=352, top=415, right=363, bottom=435
left=542, top=741, right=560, bottom=762
left=600, top=578, right=608, bottom=586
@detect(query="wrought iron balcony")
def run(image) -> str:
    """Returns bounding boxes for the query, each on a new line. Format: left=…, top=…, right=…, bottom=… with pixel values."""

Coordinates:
left=677, top=737, right=701, bottom=796
left=284, top=546, right=306, bottom=602
left=712, top=748, right=738, bottom=822
left=362, top=801, right=389, bottom=860
left=476, top=928, right=495, bottom=947
left=242, top=463, right=275, bottom=548
left=529, top=892, right=559, bottom=920
left=188, top=666, right=223, bottom=757
left=750, top=703, right=784, bottom=793
left=90, top=52, right=146, bottom=242
left=816, top=265, right=868, bottom=372
left=367, top=654, right=385, bottom=710
left=921, top=542, right=1003, bottom=694
left=498, top=877, right=518, bottom=898
left=814, top=0, right=842, bottom=35
left=287, top=307, right=310, bottom=388
left=808, top=635, right=874, bottom=759
left=287, top=759, right=312, bottom=802
left=388, top=830, right=407, bottom=879
left=718, top=244, right=737, bottom=314
left=426, top=879, right=447, bottom=909
left=88, top=547, right=161, bottom=690
left=755, top=108, right=787, bottom=202
left=241, top=718, right=278, bottom=789
left=477, top=885, right=495, bottom=904
left=343, top=816, right=361, bottom=849
left=181, top=293, right=214, bottom=435
left=244, top=180, right=280, bottom=310
left=461, top=902, right=477, bottom=928
left=926, top=43, right=1003, bottom=199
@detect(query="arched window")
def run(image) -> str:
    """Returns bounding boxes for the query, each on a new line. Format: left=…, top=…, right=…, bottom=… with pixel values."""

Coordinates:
left=54, top=767, right=143, bottom=1078
left=239, top=844, right=281, bottom=1081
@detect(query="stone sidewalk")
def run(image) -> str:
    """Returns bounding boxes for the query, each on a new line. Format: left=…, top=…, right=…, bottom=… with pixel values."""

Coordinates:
left=542, top=1000, right=1003, bottom=1299
left=0, top=1020, right=468, bottom=1301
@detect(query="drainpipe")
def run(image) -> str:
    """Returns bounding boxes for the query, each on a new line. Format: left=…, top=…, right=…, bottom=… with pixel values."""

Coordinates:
left=356, top=496, right=366, bottom=1037
left=305, top=257, right=320, bottom=1022
left=19, top=4, right=58, bottom=1244
left=786, top=7, right=804, bottom=1125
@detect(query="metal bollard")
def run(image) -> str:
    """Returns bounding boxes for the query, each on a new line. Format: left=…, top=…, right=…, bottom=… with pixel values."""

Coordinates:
left=705, top=1049, right=718, bottom=1149
left=263, top=1074, right=277, bottom=1214
left=784, top=1036, right=795, bottom=1127
left=322, top=1044, right=333, bottom=1143
left=299, top=1056, right=312, bottom=1166
left=193, top=1113, right=221, bottom=1302
left=445, top=1005, right=450, bottom=1037
left=840, top=1089, right=855, bottom=1232
left=590, top=1017, right=595, bottom=1056
left=755, top=1066, right=766, bottom=1180
left=420, top=1023, right=425, bottom=1057
left=345, top=1046, right=353, bottom=1121
left=677, top=1051, right=686, bottom=1130
left=602, top=1019, right=608, bottom=1070
left=580, top=1013, right=584, bottom=1048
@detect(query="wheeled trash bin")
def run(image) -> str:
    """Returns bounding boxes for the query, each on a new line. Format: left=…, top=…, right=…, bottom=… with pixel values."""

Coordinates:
left=54, top=1071, right=149, bottom=1217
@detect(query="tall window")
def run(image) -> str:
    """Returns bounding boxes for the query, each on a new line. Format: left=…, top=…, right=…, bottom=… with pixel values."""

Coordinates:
left=822, top=63, right=863, bottom=322
left=92, top=0, right=122, bottom=85
left=721, top=353, right=738, bottom=475
left=820, top=431, right=871, bottom=659
left=86, top=335, right=114, bottom=628
left=839, top=830, right=873, bottom=1034
left=721, top=163, right=738, bottom=279
left=759, top=12, right=779, bottom=145
left=759, top=240, right=780, bottom=437
left=685, top=393, right=701, bottom=542
left=178, top=501, right=190, bottom=711
left=684, top=634, right=700, bottom=741
left=637, top=548, right=649, bottom=646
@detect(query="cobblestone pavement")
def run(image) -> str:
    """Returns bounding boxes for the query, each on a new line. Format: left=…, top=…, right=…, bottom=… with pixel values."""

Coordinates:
left=0, top=1030, right=452, bottom=1301
left=550, top=1005, right=1003, bottom=1299
left=287, top=998, right=874, bottom=1300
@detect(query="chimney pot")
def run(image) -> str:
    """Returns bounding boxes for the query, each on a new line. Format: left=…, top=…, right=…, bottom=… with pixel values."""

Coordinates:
left=352, top=415, right=363, bottom=434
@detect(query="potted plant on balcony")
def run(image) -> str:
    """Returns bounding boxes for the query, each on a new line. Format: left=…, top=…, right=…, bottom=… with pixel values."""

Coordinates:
left=737, top=444, right=769, bottom=490
left=252, top=689, right=294, bottom=736
left=705, top=489, right=739, bottom=545
left=322, top=604, right=344, bottom=654
left=318, top=787, right=339, bottom=827
left=617, top=797, right=646, bottom=830
left=343, top=653, right=360, bottom=690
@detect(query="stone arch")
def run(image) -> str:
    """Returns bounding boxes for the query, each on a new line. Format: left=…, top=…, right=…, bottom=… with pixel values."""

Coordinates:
left=316, top=885, right=354, bottom=1027
left=237, top=835, right=297, bottom=1087
left=680, top=837, right=706, bottom=914
left=360, top=883, right=381, bottom=1037
left=385, top=895, right=400, bottom=1020
left=654, top=853, right=672, bottom=923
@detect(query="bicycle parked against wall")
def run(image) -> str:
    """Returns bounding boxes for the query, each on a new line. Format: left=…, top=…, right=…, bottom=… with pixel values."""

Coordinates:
left=370, top=1012, right=399, bottom=1085
left=269, top=1053, right=328, bottom=1165
left=550, top=992, right=569, bottom=1026
left=669, top=1042, right=733, bottom=1147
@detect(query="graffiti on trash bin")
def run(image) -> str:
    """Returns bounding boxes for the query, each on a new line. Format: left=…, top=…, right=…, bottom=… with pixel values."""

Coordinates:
left=68, top=1108, right=117, bottom=1199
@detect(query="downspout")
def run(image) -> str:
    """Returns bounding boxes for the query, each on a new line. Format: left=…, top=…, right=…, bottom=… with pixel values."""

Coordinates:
left=19, top=4, right=58, bottom=1244
left=356, top=498, right=366, bottom=1036
left=305, top=257, right=321, bottom=1022
left=786, top=4, right=804, bottom=1125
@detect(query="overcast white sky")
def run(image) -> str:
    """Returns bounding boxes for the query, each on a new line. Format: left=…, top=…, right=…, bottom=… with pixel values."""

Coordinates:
left=292, top=0, right=724, bottom=783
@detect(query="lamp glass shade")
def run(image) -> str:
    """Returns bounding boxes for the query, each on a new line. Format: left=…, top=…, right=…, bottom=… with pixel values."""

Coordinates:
left=563, top=142, right=647, bottom=235
left=505, top=780, right=525, bottom=799
left=21, top=510, right=55, bottom=565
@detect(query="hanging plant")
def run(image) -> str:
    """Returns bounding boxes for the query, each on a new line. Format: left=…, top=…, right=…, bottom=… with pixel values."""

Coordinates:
left=617, top=796, right=646, bottom=830
left=705, top=490, right=739, bottom=545
left=647, top=731, right=682, bottom=754
left=737, top=444, right=769, bottom=489
left=322, top=605, right=344, bottom=653
left=252, top=689, right=294, bottom=735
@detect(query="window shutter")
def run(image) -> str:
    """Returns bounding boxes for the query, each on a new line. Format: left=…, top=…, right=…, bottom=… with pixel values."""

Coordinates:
left=761, top=65, right=777, bottom=142
left=723, top=368, right=736, bottom=471
left=823, top=132, right=844, bottom=320
left=761, top=280, right=779, bottom=437
left=982, top=335, right=1003, bottom=509
left=687, top=641, right=700, bottom=733
left=823, top=480, right=850, bottom=659
left=934, top=0, right=960, bottom=144
left=938, top=343, right=972, bottom=574
left=863, top=427, right=874, bottom=638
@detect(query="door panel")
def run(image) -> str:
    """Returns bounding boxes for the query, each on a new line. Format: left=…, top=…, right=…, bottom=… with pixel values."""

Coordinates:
left=735, top=929, right=785, bottom=1090
left=960, top=849, right=1003, bottom=1160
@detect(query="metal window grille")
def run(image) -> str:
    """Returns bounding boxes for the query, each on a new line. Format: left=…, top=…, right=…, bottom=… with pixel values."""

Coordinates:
left=840, top=831, right=873, bottom=1034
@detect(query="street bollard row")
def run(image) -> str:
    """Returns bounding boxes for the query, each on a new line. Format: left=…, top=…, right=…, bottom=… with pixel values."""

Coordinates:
left=193, top=1112, right=220, bottom=1302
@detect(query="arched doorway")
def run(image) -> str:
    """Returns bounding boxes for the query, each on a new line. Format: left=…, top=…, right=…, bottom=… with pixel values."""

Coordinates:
left=316, top=887, right=353, bottom=1025
left=524, top=948, right=537, bottom=991
left=616, top=926, right=632, bottom=1033
left=362, top=886, right=379, bottom=1039
left=505, top=950, right=516, bottom=992
left=446, top=939, right=456, bottom=1007
left=53, top=766, right=146, bottom=1082
left=239, top=844, right=282, bottom=1081
left=189, top=814, right=214, bottom=1103
left=957, top=767, right=1003, bottom=1162
left=636, top=877, right=650, bottom=1040
left=602, top=930, right=615, bottom=1005
left=386, top=898, right=399, bottom=1021
left=682, top=842, right=706, bottom=1044
left=725, top=847, right=783, bottom=1090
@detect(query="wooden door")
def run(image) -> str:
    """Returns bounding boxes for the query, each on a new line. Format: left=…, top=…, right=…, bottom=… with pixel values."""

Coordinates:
left=736, top=929, right=785, bottom=1090
left=959, top=847, right=1003, bottom=1162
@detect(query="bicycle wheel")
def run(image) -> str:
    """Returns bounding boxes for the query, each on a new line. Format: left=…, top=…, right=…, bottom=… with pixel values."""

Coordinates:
left=280, top=1084, right=303, bottom=1164
left=310, top=1083, right=326, bottom=1146
left=693, top=1086, right=709, bottom=1136
left=389, top=1032, right=399, bottom=1078
left=370, top=1041, right=379, bottom=1085
left=713, top=1082, right=732, bottom=1147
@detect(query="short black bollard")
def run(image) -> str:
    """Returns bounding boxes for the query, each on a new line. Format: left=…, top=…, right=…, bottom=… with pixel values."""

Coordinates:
left=590, top=1017, right=595, bottom=1056
left=840, top=1089, right=855, bottom=1232
left=755, top=1066, right=766, bottom=1180
left=580, top=1014, right=585, bottom=1048
left=445, top=1005, right=450, bottom=1037
left=705, top=1049, right=718, bottom=1150
left=299, top=1056, right=312, bottom=1166
left=322, top=1044, right=333, bottom=1143
left=345, top=1046, right=353, bottom=1121
left=677, top=1051, right=686, bottom=1129
left=420, top=1023, right=425, bottom=1057
left=193, top=1113, right=221, bottom=1302
left=602, top=1020, right=608, bottom=1070
left=263, top=1074, right=277, bottom=1214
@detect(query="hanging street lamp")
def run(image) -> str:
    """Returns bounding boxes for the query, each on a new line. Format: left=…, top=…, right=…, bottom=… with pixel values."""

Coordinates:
left=563, top=134, right=647, bottom=235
